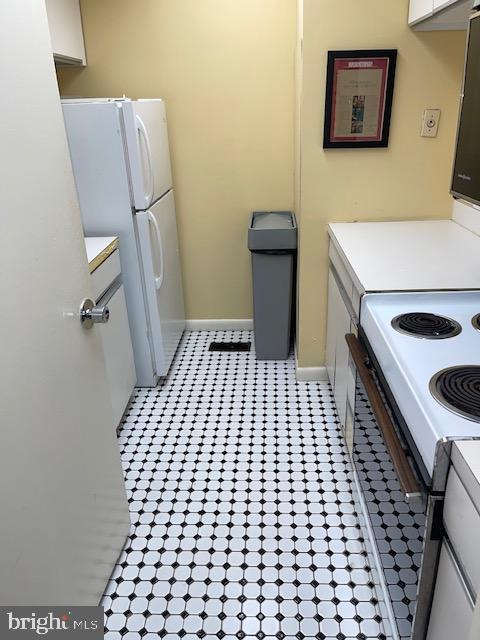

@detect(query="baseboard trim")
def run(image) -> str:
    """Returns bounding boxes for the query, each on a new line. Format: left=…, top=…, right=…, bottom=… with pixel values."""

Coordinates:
left=296, top=365, right=329, bottom=382
left=186, top=319, right=254, bottom=331
left=294, top=342, right=329, bottom=382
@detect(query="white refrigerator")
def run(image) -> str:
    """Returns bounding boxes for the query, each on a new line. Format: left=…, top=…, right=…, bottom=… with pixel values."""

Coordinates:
left=62, top=98, right=185, bottom=386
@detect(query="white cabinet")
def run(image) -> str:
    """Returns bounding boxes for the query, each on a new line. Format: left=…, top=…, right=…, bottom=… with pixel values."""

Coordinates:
left=425, top=444, right=480, bottom=638
left=97, top=282, right=136, bottom=428
left=88, top=246, right=136, bottom=429
left=325, top=271, right=338, bottom=387
left=426, top=543, right=474, bottom=640
left=326, top=270, right=352, bottom=429
left=408, top=0, right=472, bottom=30
left=326, top=240, right=362, bottom=430
left=45, top=0, right=86, bottom=65
left=409, top=0, right=434, bottom=24
left=444, top=468, right=480, bottom=594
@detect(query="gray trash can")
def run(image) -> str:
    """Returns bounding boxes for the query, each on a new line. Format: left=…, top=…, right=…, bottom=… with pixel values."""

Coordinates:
left=248, top=211, right=297, bottom=360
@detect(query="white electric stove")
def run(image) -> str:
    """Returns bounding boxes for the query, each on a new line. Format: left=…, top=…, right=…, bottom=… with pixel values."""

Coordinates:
left=361, top=290, right=480, bottom=477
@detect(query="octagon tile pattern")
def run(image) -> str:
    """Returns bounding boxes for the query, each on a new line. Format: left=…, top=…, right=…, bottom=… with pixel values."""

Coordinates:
left=102, top=330, right=387, bottom=640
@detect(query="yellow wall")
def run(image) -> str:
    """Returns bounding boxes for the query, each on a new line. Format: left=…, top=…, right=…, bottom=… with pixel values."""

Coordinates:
left=297, top=0, right=466, bottom=367
left=58, top=0, right=466, bottom=365
left=58, top=0, right=296, bottom=320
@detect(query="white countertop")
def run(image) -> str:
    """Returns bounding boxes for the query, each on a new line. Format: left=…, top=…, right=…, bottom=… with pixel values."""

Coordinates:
left=328, top=220, right=480, bottom=292
left=84, top=236, right=118, bottom=273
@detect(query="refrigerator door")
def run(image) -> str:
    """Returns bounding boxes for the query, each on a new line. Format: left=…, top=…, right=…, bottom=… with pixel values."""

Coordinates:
left=62, top=100, right=158, bottom=386
left=122, top=99, right=173, bottom=210
left=136, top=190, right=185, bottom=377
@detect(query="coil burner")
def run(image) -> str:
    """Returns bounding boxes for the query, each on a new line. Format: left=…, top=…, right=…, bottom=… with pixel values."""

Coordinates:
left=391, top=313, right=461, bottom=339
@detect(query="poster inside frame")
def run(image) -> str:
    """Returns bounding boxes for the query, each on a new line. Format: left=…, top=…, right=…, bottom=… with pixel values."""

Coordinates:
left=323, top=49, right=397, bottom=149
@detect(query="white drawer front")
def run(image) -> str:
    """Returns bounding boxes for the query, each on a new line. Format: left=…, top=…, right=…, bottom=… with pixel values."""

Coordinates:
left=426, top=543, right=474, bottom=640
left=329, top=243, right=354, bottom=300
left=328, top=242, right=361, bottom=318
left=444, top=468, right=480, bottom=595
left=91, top=249, right=121, bottom=301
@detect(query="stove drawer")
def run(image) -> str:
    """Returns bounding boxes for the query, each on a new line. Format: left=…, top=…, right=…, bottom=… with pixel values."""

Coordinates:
left=444, top=467, right=480, bottom=597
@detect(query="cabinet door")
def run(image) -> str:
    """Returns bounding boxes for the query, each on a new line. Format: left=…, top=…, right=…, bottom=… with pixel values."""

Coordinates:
left=426, top=543, right=474, bottom=640
left=325, top=270, right=352, bottom=428
left=325, top=271, right=338, bottom=387
left=433, top=0, right=454, bottom=9
left=98, top=283, right=136, bottom=428
left=408, top=0, right=434, bottom=23
left=45, top=0, right=86, bottom=65
left=334, top=301, right=352, bottom=429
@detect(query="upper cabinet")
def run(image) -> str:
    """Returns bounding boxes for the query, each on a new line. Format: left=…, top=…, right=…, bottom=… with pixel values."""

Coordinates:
left=45, top=0, right=86, bottom=66
left=409, top=0, right=436, bottom=23
left=408, top=0, right=474, bottom=29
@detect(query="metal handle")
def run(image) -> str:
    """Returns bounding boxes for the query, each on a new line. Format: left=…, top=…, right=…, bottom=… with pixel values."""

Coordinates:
left=345, top=333, right=422, bottom=501
left=80, top=298, right=110, bottom=329
left=136, top=114, right=154, bottom=207
left=147, top=210, right=164, bottom=290
left=97, top=279, right=122, bottom=306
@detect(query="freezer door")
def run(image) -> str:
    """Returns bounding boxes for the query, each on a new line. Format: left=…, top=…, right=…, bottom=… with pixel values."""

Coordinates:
left=136, top=190, right=185, bottom=377
left=122, top=99, right=173, bottom=210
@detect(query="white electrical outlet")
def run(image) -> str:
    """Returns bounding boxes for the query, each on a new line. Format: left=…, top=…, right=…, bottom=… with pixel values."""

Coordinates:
left=421, top=109, right=441, bottom=138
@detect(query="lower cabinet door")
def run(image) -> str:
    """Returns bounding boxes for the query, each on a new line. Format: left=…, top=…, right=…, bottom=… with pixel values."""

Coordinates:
left=426, top=542, right=474, bottom=640
left=98, top=283, right=136, bottom=428
left=325, top=270, right=338, bottom=387
left=325, top=269, right=352, bottom=429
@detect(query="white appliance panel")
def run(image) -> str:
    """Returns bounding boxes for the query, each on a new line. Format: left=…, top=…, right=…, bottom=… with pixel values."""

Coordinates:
left=122, top=99, right=173, bottom=210
left=361, top=291, right=480, bottom=475
left=62, top=101, right=157, bottom=386
left=136, top=190, right=185, bottom=377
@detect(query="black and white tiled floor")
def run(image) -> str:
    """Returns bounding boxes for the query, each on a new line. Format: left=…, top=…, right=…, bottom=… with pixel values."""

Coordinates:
left=353, top=388, right=425, bottom=640
left=102, top=331, right=387, bottom=640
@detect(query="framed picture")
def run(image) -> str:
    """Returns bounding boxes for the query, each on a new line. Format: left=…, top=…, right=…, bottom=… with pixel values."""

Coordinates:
left=323, top=49, right=397, bottom=149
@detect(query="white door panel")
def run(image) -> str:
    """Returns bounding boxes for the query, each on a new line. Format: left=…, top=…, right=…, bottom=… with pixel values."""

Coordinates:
left=136, top=191, right=185, bottom=377
left=0, top=1, right=129, bottom=604
left=122, top=99, right=173, bottom=210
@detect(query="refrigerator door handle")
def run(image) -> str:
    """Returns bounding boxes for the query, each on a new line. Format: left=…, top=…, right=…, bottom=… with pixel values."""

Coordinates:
left=147, top=210, right=164, bottom=290
left=136, top=114, right=154, bottom=207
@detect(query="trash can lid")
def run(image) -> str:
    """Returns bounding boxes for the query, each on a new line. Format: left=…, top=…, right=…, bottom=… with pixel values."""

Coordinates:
left=251, top=212, right=294, bottom=230
left=248, top=211, right=297, bottom=252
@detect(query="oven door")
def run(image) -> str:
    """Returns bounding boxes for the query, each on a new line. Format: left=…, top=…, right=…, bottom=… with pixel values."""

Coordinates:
left=345, top=332, right=428, bottom=640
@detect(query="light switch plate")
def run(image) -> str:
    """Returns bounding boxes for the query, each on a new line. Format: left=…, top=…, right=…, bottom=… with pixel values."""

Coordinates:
left=421, top=109, right=441, bottom=137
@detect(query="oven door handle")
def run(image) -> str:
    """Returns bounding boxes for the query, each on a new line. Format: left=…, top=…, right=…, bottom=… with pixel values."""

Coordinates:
left=345, top=333, right=422, bottom=502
